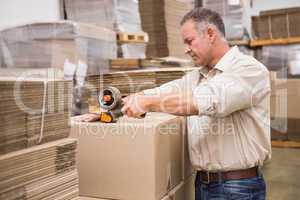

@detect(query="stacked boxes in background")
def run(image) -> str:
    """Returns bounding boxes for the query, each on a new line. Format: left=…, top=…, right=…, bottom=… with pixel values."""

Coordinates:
left=0, top=70, right=80, bottom=199
left=255, top=44, right=300, bottom=75
left=0, top=21, right=117, bottom=115
left=252, top=7, right=300, bottom=40
left=139, top=0, right=194, bottom=58
left=0, top=21, right=116, bottom=74
left=270, top=78, right=300, bottom=141
left=64, top=0, right=148, bottom=59
left=0, top=77, right=72, bottom=154
left=139, top=0, right=169, bottom=57
left=71, top=113, right=195, bottom=200
left=252, top=7, right=300, bottom=142
left=164, top=0, right=194, bottom=58
left=64, top=0, right=142, bottom=32
left=0, top=139, right=79, bottom=200
left=203, top=0, right=247, bottom=40
left=85, top=67, right=197, bottom=113
left=0, top=1, right=151, bottom=115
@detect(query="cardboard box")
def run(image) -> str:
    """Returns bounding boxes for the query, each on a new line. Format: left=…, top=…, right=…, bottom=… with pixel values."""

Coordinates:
left=76, top=175, right=195, bottom=200
left=70, top=113, right=185, bottom=200
left=270, top=79, right=300, bottom=119
left=271, top=118, right=300, bottom=141
left=271, top=78, right=300, bottom=139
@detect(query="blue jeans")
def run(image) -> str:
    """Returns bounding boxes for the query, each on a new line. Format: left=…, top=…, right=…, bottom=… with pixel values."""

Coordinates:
left=195, top=171, right=266, bottom=200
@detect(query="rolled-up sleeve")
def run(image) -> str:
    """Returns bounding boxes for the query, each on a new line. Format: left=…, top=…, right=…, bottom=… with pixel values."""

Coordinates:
left=193, top=64, right=270, bottom=117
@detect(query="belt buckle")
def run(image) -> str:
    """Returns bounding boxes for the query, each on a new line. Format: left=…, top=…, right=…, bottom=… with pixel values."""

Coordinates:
left=202, top=171, right=210, bottom=184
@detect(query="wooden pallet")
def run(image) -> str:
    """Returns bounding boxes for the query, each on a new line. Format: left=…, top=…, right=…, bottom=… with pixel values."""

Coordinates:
left=272, top=140, right=300, bottom=148
left=250, top=36, right=300, bottom=47
left=117, top=32, right=147, bottom=43
left=110, top=58, right=141, bottom=70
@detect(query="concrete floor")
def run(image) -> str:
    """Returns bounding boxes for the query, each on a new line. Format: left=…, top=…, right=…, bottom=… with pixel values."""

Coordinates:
left=262, top=147, right=300, bottom=200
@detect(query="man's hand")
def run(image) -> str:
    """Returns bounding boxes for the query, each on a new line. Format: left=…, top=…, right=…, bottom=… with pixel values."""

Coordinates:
left=76, top=113, right=100, bottom=122
left=121, top=93, right=150, bottom=118
left=122, top=91, right=198, bottom=117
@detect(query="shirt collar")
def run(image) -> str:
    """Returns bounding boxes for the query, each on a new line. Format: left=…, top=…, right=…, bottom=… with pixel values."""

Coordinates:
left=214, top=46, right=240, bottom=72
left=198, top=65, right=209, bottom=78
left=198, top=46, right=240, bottom=77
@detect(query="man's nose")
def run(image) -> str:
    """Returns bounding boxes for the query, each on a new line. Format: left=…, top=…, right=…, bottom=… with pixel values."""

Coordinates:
left=185, top=46, right=192, bottom=54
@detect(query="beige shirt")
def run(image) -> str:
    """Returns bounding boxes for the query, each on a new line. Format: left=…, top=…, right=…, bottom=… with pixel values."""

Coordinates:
left=144, top=46, right=271, bottom=171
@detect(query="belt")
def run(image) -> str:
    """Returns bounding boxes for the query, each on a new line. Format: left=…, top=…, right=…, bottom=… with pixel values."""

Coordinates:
left=197, top=166, right=259, bottom=184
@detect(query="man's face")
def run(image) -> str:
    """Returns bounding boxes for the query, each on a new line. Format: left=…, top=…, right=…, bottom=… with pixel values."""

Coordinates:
left=180, top=20, right=212, bottom=66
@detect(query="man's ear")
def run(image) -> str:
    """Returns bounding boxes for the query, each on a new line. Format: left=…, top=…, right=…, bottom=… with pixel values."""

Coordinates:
left=207, top=26, right=217, bottom=43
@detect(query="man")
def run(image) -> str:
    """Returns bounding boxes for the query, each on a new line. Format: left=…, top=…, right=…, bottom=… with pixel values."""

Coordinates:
left=82, top=8, right=271, bottom=200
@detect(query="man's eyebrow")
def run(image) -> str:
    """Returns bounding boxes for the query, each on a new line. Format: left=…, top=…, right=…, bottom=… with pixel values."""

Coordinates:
left=184, top=37, right=192, bottom=43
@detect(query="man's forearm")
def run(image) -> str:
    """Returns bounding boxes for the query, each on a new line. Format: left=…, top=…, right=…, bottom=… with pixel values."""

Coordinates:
left=146, top=93, right=198, bottom=116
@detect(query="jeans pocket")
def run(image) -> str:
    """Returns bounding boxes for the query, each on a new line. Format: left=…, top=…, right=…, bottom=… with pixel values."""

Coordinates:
left=223, top=177, right=266, bottom=200
left=223, top=184, right=252, bottom=200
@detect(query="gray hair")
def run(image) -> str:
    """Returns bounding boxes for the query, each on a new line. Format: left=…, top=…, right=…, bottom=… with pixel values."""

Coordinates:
left=180, top=7, right=226, bottom=37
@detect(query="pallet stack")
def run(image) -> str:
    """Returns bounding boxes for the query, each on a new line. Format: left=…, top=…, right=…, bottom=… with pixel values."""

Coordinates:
left=116, top=32, right=148, bottom=59
left=0, top=72, right=79, bottom=199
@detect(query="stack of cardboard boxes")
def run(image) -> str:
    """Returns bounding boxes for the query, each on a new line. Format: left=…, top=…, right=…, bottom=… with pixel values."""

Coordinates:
left=0, top=21, right=116, bottom=75
left=252, top=7, right=300, bottom=40
left=139, top=0, right=195, bottom=58
left=0, top=0, right=150, bottom=115
left=0, top=70, right=80, bottom=199
left=85, top=67, right=197, bottom=113
left=203, top=0, right=247, bottom=40
left=63, top=0, right=148, bottom=59
left=164, top=0, right=194, bottom=58
left=0, top=21, right=117, bottom=115
left=270, top=76, right=300, bottom=141
left=139, top=0, right=169, bottom=57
